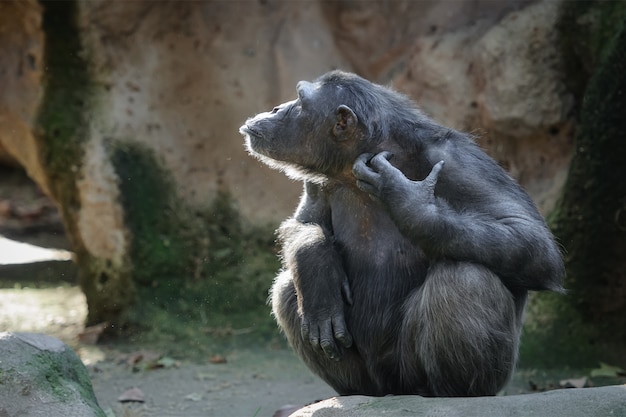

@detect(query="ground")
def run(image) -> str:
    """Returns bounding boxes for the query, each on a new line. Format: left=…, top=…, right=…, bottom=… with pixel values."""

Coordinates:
left=0, top=168, right=623, bottom=417
left=0, top=274, right=586, bottom=417
left=0, top=257, right=337, bottom=417
left=3, top=278, right=620, bottom=417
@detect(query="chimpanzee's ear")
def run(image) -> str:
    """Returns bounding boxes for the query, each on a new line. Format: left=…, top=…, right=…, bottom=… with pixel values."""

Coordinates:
left=333, top=105, right=358, bottom=141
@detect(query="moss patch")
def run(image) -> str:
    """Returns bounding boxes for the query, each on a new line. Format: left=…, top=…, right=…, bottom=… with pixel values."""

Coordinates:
left=110, top=141, right=192, bottom=285
left=110, top=141, right=280, bottom=348
left=25, top=349, right=104, bottom=415
left=521, top=1, right=626, bottom=368
left=556, top=0, right=626, bottom=124
left=520, top=292, right=602, bottom=368
left=37, top=0, right=93, bottom=213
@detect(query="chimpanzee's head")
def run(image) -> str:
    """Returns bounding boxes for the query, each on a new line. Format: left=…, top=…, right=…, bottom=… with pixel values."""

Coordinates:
left=240, top=71, right=397, bottom=181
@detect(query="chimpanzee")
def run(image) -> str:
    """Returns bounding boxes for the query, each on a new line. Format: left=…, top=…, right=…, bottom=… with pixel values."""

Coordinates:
left=239, top=71, right=564, bottom=397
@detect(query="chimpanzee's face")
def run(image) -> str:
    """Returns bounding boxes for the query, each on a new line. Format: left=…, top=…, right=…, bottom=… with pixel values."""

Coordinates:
left=240, top=80, right=361, bottom=179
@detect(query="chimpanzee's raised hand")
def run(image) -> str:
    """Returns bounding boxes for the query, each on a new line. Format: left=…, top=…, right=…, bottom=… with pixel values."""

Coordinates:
left=353, top=152, right=444, bottom=216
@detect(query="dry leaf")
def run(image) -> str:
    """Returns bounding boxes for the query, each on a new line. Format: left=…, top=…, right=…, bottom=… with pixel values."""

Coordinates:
left=118, top=386, right=145, bottom=403
left=155, top=356, right=179, bottom=368
left=78, top=322, right=108, bottom=345
left=590, top=362, right=625, bottom=378
left=209, top=354, right=227, bottom=364
left=126, top=350, right=161, bottom=366
left=559, top=377, right=588, bottom=388
left=184, top=392, right=203, bottom=401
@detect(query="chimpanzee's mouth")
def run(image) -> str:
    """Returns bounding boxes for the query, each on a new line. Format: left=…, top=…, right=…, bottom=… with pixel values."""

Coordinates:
left=239, top=124, right=260, bottom=138
left=241, top=124, right=269, bottom=157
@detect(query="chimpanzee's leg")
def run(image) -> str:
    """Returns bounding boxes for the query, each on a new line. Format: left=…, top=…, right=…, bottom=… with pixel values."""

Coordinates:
left=401, top=261, right=525, bottom=396
left=270, top=270, right=380, bottom=395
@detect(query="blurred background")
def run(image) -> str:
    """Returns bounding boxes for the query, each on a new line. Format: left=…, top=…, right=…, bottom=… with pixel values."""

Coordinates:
left=0, top=0, right=624, bottom=406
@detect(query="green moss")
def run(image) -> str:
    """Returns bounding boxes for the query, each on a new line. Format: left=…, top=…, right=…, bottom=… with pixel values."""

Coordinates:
left=111, top=141, right=192, bottom=285
left=557, top=1, right=626, bottom=109
left=553, top=1, right=626, bottom=315
left=523, top=1, right=626, bottom=367
left=37, top=0, right=94, bottom=211
left=520, top=292, right=601, bottom=368
left=26, top=350, right=104, bottom=415
left=110, top=141, right=280, bottom=344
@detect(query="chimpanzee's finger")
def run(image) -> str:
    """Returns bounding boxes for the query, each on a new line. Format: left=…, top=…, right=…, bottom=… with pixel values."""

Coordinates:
left=319, top=320, right=340, bottom=360
left=355, top=152, right=375, bottom=165
left=355, top=180, right=378, bottom=196
left=423, top=160, right=444, bottom=189
left=369, top=151, right=398, bottom=175
left=332, top=314, right=353, bottom=349
left=352, top=153, right=377, bottom=180
left=301, top=318, right=310, bottom=341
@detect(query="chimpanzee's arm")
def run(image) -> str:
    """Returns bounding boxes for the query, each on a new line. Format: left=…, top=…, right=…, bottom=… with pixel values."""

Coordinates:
left=353, top=152, right=564, bottom=292
left=277, top=181, right=353, bottom=360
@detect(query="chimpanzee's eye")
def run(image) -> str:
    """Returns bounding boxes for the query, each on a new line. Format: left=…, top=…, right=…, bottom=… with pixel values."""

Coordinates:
left=271, top=106, right=280, bottom=114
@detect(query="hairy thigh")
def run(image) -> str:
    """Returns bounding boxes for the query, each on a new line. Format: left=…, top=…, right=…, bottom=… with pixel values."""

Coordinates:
left=402, top=261, right=521, bottom=396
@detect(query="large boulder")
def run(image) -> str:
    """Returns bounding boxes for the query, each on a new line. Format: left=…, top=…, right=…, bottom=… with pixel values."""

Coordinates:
left=0, top=332, right=105, bottom=417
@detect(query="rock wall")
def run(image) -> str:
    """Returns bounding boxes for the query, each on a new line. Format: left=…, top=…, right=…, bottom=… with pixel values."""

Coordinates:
left=390, top=0, right=573, bottom=213
left=0, top=0, right=576, bottom=323
left=1, top=0, right=573, bottom=225
left=0, top=1, right=47, bottom=190
left=81, top=1, right=350, bottom=223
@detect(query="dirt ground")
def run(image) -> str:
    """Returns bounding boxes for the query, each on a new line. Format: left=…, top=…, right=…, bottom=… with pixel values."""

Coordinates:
left=0, top=279, right=601, bottom=417
left=0, top=279, right=551, bottom=417
left=90, top=347, right=335, bottom=417
left=0, top=276, right=337, bottom=417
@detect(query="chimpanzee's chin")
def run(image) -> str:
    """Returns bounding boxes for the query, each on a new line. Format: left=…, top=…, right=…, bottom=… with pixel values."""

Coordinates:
left=245, top=134, right=264, bottom=153
left=244, top=135, right=275, bottom=164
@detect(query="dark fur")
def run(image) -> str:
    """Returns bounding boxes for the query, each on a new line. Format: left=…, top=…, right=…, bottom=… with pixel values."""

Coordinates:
left=240, top=71, right=564, bottom=397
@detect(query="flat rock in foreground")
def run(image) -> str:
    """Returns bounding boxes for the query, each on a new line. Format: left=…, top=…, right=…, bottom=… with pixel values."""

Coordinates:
left=291, top=385, right=626, bottom=417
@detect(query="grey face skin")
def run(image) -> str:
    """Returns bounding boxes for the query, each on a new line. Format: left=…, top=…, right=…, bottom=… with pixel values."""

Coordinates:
left=240, top=70, right=564, bottom=397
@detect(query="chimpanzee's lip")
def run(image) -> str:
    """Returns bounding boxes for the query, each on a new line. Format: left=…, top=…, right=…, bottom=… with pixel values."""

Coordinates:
left=239, top=124, right=260, bottom=137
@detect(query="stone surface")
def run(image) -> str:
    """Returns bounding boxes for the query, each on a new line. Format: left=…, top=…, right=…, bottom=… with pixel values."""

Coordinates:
left=0, top=0, right=577, bottom=322
left=80, top=0, right=350, bottom=223
left=291, top=386, right=626, bottom=417
left=0, top=332, right=105, bottom=417
left=0, top=0, right=574, bottom=226
left=0, top=0, right=48, bottom=192
left=393, top=0, right=573, bottom=213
